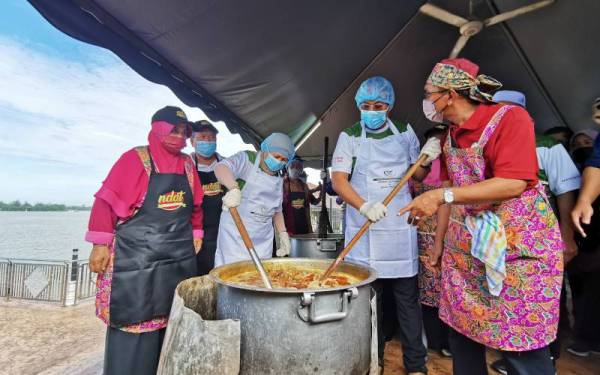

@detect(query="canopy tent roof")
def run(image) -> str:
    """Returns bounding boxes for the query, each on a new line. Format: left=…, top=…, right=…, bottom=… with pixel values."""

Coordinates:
left=29, top=0, right=600, bottom=165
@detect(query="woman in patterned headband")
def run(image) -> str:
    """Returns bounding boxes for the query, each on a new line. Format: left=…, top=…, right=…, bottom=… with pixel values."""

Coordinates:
left=399, top=58, right=563, bottom=375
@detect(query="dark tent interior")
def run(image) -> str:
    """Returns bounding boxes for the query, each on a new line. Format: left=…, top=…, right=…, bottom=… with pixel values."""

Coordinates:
left=28, top=0, right=600, bottom=165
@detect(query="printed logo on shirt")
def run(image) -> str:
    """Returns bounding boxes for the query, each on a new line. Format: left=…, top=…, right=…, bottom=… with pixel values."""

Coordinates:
left=383, top=170, right=393, bottom=176
left=203, top=182, right=223, bottom=196
left=157, top=190, right=187, bottom=211
left=333, top=156, right=345, bottom=164
left=291, top=198, right=305, bottom=209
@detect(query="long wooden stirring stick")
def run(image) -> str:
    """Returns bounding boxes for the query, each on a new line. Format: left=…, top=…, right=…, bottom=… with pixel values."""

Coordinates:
left=229, top=206, right=273, bottom=289
left=319, top=154, right=428, bottom=282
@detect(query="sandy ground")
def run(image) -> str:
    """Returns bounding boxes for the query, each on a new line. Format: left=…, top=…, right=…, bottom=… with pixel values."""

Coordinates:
left=1, top=299, right=599, bottom=375
left=0, top=300, right=104, bottom=375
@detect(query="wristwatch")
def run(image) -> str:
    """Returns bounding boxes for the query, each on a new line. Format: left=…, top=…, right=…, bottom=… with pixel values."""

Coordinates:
left=443, top=188, right=454, bottom=204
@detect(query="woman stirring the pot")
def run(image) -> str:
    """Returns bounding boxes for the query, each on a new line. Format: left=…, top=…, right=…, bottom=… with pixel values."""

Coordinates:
left=214, top=132, right=295, bottom=265
left=399, top=58, right=563, bottom=374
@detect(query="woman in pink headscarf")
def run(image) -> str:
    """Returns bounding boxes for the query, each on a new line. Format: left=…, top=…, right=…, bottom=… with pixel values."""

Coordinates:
left=85, top=106, right=204, bottom=375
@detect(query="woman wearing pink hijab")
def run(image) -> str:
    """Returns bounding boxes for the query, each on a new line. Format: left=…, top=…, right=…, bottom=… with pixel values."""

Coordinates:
left=85, top=106, right=204, bottom=375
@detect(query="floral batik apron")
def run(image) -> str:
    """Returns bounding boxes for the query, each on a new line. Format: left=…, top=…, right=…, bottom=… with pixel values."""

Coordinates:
left=411, top=179, right=442, bottom=307
left=439, top=105, right=564, bottom=351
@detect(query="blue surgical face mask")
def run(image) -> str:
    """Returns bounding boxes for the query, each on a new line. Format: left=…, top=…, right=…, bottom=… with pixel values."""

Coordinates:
left=264, top=153, right=286, bottom=172
left=360, top=109, right=387, bottom=130
left=195, top=141, right=217, bottom=157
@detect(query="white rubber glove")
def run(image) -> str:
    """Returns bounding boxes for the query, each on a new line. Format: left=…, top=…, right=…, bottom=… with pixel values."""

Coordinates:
left=359, top=201, right=387, bottom=222
left=276, top=231, right=291, bottom=257
left=419, top=137, right=442, bottom=166
left=222, top=188, right=242, bottom=212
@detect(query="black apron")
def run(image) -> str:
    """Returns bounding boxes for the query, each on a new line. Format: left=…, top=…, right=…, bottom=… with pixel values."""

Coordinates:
left=288, top=187, right=310, bottom=235
left=109, top=151, right=197, bottom=326
left=195, top=155, right=224, bottom=275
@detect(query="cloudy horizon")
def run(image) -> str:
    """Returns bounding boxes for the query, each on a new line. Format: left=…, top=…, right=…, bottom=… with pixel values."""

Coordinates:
left=0, top=2, right=254, bottom=206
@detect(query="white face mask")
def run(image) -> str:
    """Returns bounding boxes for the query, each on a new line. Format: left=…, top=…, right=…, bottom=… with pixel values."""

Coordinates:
left=422, top=99, right=444, bottom=123
left=288, top=168, right=302, bottom=179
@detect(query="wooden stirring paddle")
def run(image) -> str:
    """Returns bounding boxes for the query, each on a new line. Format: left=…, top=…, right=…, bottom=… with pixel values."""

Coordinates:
left=229, top=206, right=273, bottom=289
left=320, top=154, right=428, bottom=283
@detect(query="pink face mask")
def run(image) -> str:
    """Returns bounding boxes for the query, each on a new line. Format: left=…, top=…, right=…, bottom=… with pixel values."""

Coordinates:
left=151, top=121, right=188, bottom=154
left=161, top=134, right=186, bottom=154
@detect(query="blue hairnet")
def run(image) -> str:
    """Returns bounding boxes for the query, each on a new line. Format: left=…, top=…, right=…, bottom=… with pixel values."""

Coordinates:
left=492, top=90, right=526, bottom=108
left=260, top=133, right=295, bottom=160
left=355, top=76, right=395, bottom=108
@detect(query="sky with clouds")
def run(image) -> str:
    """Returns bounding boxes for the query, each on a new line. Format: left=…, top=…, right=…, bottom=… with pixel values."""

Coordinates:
left=0, top=1, right=256, bottom=205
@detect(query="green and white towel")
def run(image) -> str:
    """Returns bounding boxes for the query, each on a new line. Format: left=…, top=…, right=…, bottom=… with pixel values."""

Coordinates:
left=465, top=211, right=507, bottom=296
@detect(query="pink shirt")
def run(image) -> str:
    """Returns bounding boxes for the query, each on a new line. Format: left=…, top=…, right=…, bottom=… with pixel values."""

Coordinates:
left=85, top=148, right=204, bottom=245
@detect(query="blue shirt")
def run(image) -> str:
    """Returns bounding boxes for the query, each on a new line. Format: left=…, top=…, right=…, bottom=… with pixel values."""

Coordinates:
left=585, top=134, right=600, bottom=168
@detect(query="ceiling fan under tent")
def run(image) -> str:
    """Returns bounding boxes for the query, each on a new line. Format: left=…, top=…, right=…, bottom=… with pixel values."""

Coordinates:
left=419, top=0, right=555, bottom=58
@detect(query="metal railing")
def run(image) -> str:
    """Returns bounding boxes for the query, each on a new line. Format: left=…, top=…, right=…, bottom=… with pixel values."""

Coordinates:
left=76, top=261, right=98, bottom=301
left=0, top=254, right=97, bottom=305
left=0, top=260, right=9, bottom=297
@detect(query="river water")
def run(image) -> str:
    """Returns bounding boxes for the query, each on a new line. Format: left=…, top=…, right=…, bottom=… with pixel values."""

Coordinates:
left=0, top=211, right=91, bottom=261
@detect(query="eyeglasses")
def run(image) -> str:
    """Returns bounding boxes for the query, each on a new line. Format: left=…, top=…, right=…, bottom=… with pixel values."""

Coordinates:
left=360, top=102, right=389, bottom=111
left=424, top=90, right=449, bottom=99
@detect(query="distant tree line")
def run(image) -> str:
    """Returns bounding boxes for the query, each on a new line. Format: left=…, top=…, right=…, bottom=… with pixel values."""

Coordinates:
left=0, top=200, right=91, bottom=211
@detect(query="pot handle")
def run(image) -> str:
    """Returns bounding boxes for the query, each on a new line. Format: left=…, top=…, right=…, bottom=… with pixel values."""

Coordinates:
left=316, top=239, right=338, bottom=252
left=297, top=288, right=359, bottom=324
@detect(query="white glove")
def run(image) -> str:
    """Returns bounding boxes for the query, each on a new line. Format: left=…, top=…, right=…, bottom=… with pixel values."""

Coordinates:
left=359, top=201, right=387, bottom=223
left=276, top=231, right=291, bottom=257
left=222, top=188, right=242, bottom=211
left=419, top=137, right=442, bottom=166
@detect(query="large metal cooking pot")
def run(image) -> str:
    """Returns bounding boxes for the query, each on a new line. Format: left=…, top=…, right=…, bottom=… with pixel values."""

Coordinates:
left=209, top=258, right=377, bottom=375
left=290, top=233, right=344, bottom=259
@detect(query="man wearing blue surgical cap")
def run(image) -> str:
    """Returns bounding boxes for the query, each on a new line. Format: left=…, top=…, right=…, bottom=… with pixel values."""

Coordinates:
left=331, top=76, right=441, bottom=374
left=214, top=133, right=294, bottom=266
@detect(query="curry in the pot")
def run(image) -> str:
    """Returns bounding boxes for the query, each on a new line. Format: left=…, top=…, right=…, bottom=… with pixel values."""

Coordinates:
left=226, top=265, right=360, bottom=289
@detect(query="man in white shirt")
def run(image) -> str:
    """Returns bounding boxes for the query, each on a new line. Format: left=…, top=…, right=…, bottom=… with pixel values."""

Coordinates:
left=331, top=76, right=441, bottom=375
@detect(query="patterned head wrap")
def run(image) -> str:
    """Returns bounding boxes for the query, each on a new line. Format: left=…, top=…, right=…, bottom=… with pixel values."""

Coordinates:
left=427, top=58, right=502, bottom=103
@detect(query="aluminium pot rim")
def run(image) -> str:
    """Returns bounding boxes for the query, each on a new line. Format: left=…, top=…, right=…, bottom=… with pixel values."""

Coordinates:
left=209, top=258, right=377, bottom=294
left=289, top=233, right=344, bottom=240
